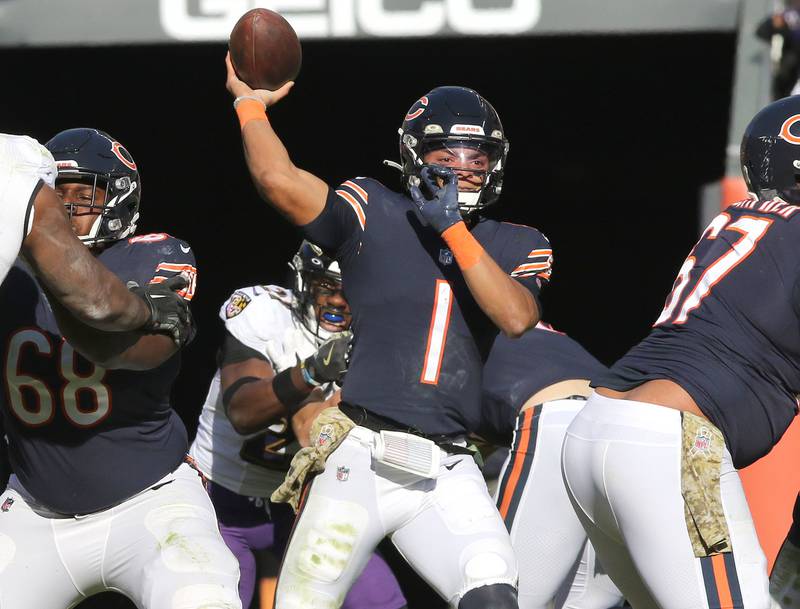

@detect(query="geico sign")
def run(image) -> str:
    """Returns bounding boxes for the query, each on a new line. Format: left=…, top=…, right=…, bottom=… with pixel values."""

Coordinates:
left=159, top=0, right=541, bottom=40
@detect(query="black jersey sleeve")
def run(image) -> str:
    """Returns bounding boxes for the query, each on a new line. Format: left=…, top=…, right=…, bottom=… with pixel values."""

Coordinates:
left=300, top=180, right=368, bottom=258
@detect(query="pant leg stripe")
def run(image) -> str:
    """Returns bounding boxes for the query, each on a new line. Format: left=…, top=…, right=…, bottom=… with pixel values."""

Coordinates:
left=701, top=553, right=744, bottom=609
left=712, top=553, right=735, bottom=608
left=497, top=405, right=541, bottom=527
left=701, top=556, right=722, bottom=609
left=495, top=415, right=522, bottom=513
left=496, top=408, right=533, bottom=520
left=495, top=410, right=525, bottom=515
left=722, top=552, right=744, bottom=608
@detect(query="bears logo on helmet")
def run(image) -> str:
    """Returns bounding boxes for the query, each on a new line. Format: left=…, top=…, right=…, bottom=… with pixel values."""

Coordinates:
left=741, top=96, right=800, bottom=204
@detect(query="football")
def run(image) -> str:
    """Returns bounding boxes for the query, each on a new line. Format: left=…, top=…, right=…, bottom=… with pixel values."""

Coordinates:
left=228, top=8, right=302, bottom=91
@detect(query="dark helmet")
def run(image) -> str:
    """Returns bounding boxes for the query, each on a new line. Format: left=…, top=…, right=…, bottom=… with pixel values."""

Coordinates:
left=741, top=96, right=800, bottom=204
left=45, top=128, right=141, bottom=246
left=290, top=241, right=345, bottom=344
left=398, top=86, right=509, bottom=215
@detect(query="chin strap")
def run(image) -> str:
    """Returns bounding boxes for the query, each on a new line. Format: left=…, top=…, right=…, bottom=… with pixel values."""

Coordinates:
left=382, top=159, right=402, bottom=171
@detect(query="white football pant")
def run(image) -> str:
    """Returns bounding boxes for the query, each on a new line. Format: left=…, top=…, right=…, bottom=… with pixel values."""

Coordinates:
left=562, top=392, right=770, bottom=609
left=0, top=462, right=242, bottom=609
left=495, top=399, right=623, bottom=609
left=275, top=425, right=518, bottom=609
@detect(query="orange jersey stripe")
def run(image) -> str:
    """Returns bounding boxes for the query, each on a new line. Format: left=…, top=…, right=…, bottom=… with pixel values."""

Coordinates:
left=150, top=264, right=198, bottom=301
left=155, top=263, right=197, bottom=273
left=498, top=408, right=534, bottom=519
left=513, top=262, right=550, bottom=272
left=335, top=189, right=366, bottom=230
left=342, top=180, right=369, bottom=204
left=528, top=248, right=552, bottom=257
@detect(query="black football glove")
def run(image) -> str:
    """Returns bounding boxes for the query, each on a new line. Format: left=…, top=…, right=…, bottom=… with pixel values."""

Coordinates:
left=301, top=331, right=353, bottom=386
left=129, top=275, right=196, bottom=348
left=409, top=165, right=462, bottom=234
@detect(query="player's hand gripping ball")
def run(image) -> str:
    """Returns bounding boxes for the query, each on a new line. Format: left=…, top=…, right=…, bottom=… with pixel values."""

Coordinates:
left=229, top=8, right=302, bottom=91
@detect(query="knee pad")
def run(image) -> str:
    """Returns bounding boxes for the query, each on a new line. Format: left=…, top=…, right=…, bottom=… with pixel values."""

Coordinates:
left=287, top=498, right=367, bottom=584
left=458, top=583, right=518, bottom=609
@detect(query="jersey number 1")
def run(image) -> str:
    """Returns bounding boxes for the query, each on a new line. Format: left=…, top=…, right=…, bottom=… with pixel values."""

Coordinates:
left=421, top=280, right=453, bottom=385
left=655, top=213, right=773, bottom=326
left=4, top=328, right=111, bottom=427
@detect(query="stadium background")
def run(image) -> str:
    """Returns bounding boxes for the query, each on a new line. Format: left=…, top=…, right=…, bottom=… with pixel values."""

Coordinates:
left=0, top=1, right=791, bottom=607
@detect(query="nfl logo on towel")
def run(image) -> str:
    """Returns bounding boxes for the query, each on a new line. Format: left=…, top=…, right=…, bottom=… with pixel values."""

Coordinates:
left=691, top=427, right=713, bottom=457
left=336, top=466, right=350, bottom=482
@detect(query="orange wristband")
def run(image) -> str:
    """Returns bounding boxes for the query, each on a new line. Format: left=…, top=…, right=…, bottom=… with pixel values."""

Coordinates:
left=442, top=222, right=484, bottom=270
left=235, top=99, right=268, bottom=129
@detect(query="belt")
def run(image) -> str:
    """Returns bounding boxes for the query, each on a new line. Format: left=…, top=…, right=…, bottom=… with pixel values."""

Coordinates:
left=339, top=402, right=474, bottom=457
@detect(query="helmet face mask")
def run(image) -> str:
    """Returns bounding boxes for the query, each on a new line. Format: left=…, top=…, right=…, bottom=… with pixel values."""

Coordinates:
left=399, top=86, right=509, bottom=216
left=46, top=128, right=141, bottom=247
left=290, top=241, right=349, bottom=345
left=741, top=97, right=800, bottom=205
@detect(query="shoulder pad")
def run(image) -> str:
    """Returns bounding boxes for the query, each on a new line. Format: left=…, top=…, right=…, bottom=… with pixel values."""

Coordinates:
left=264, top=285, right=293, bottom=306
left=219, top=285, right=291, bottom=322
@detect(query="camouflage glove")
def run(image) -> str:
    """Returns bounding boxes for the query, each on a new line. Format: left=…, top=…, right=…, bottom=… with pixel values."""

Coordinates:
left=409, top=165, right=462, bottom=234
left=301, top=331, right=352, bottom=386
left=129, top=275, right=195, bottom=348
left=271, top=406, right=356, bottom=512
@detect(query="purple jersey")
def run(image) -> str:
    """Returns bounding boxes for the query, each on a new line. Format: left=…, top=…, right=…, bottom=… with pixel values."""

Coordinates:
left=480, top=322, right=606, bottom=445
left=595, top=200, right=800, bottom=468
left=302, top=178, right=552, bottom=436
left=0, top=233, right=196, bottom=514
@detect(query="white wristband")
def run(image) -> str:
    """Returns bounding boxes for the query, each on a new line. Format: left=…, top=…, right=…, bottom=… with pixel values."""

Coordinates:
left=233, top=95, right=266, bottom=110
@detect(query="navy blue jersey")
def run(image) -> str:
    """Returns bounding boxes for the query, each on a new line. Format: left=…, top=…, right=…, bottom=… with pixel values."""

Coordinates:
left=302, top=178, right=552, bottom=436
left=0, top=233, right=197, bottom=514
left=480, top=322, right=606, bottom=445
left=595, top=201, right=800, bottom=468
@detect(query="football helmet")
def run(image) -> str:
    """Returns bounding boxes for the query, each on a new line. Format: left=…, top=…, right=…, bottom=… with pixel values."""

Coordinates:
left=741, top=96, right=800, bottom=204
left=46, top=128, right=140, bottom=246
left=398, top=86, right=509, bottom=215
left=290, top=241, right=346, bottom=345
